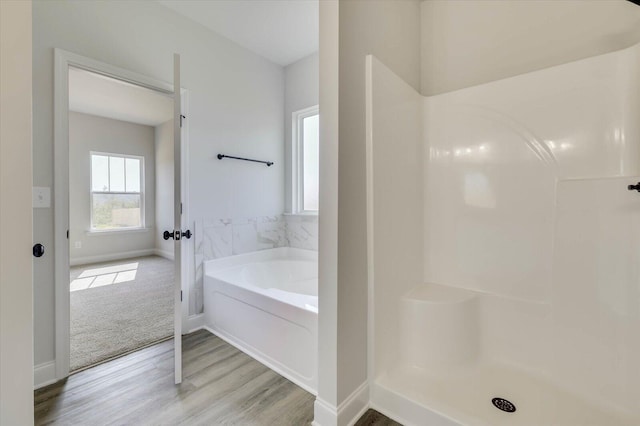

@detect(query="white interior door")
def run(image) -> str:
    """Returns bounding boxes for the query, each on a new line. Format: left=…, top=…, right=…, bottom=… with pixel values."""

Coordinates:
left=173, top=53, right=183, bottom=384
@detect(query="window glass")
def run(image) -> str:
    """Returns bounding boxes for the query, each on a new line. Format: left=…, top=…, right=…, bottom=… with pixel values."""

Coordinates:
left=125, top=158, right=140, bottom=192
left=91, top=155, right=109, bottom=192
left=90, top=153, right=143, bottom=230
left=92, top=193, right=141, bottom=229
left=109, top=156, right=125, bottom=192
left=302, top=114, right=319, bottom=211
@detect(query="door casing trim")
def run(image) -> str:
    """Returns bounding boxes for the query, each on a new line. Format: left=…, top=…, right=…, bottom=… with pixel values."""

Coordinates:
left=53, top=48, right=191, bottom=380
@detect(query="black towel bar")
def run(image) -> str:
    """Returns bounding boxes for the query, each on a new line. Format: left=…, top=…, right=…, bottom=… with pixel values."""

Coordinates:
left=217, top=154, right=273, bottom=167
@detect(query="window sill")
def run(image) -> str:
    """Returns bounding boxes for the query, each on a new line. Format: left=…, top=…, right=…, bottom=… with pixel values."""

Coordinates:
left=284, top=212, right=318, bottom=218
left=86, top=227, right=151, bottom=236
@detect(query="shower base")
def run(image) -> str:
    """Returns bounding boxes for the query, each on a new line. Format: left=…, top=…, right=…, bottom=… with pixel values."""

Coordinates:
left=372, top=361, right=639, bottom=426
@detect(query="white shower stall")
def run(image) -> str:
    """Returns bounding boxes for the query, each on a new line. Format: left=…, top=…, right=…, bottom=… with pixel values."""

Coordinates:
left=366, top=41, right=640, bottom=425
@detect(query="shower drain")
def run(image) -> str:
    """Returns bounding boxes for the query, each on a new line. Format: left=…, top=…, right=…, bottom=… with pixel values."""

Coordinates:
left=492, top=397, right=516, bottom=413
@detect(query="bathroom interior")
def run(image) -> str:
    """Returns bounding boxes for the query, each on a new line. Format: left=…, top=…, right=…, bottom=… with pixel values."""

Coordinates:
left=16, top=0, right=640, bottom=425
left=31, top=0, right=321, bottom=422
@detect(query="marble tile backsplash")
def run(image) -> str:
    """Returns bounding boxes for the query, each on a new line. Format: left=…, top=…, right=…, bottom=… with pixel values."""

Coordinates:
left=191, top=214, right=318, bottom=315
left=284, top=214, right=319, bottom=251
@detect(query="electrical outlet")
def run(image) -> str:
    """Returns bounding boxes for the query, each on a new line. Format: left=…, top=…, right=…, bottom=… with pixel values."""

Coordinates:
left=74, top=241, right=82, bottom=249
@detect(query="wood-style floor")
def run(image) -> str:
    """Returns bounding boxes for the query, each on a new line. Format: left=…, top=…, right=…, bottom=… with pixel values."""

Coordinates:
left=355, top=410, right=402, bottom=426
left=35, top=330, right=313, bottom=425
left=35, top=329, right=400, bottom=425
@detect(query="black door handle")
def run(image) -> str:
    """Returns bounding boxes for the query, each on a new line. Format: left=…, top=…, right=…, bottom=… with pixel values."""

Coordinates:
left=33, top=243, right=45, bottom=258
left=628, top=182, right=640, bottom=192
left=164, top=230, right=191, bottom=240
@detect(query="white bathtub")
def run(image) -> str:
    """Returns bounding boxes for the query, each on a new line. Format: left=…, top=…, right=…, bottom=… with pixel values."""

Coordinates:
left=203, top=247, right=318, bottom=393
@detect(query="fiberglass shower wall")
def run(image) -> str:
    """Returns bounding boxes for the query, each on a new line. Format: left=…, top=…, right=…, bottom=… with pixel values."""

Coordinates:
left=367, top=42, right=640, bottom=425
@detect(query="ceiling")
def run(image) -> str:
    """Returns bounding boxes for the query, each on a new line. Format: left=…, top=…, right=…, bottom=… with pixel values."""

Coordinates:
left=158, top=0, right=318, bottom=66
left=69, top=67, right=173, bottom=127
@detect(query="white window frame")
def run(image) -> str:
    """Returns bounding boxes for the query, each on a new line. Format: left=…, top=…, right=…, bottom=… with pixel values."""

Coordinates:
left=89, top=151, right=145, bottom=232
left=291, top=105, right=320, bottom=214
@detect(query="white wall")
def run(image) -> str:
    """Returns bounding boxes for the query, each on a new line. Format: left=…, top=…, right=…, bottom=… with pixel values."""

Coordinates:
left=0, top=0, right=34, bottom=423
left=69, top=112, right=156, bottom=265
left=315, top=1, right=340, bottom=423
left=155, top=119, right=174, bottom=259
left=420, top=0, right=640, bottom=95
left=336, top=0, right=421, bottom=405
left=285, top=52, right=319, bottom=212
left=316, top=1, right=422, bottom=422
left=33, top=0, right=284, bottom=367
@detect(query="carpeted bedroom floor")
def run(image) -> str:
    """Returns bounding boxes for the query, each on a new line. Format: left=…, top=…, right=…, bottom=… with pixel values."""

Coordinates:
left=70, top=255, right=174, bottom=371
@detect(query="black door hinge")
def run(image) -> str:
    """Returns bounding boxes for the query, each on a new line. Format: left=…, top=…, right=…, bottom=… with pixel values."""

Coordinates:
left=180, top=290, right=183, bottom=302
left=180, top=115, right=185, bottom=128
left=66, top=230, right=69, bottom=239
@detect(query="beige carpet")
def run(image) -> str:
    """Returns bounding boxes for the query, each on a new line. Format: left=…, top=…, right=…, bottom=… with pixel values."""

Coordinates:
left=70, top=255, right=174, bottom=371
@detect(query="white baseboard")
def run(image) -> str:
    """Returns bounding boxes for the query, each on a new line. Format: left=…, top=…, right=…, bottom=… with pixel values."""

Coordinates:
left=370, top=382, right=460, bottom=426
left=312, top=381, right=369, bottom=426
left=154, top=248, right=174, bottom=261
left=340, top=381, right=369, bottom=426
left=313, top=398, right=338, bottom=426
left=70, top=248, right=156, bottom=266
left=34, top=361, right=56, bottom=390
left=187, top=313, right=204, bottom=333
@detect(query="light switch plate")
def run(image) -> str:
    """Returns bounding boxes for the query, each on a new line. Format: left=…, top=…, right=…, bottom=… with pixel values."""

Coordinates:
left=33, top=187, right=51, bottom=208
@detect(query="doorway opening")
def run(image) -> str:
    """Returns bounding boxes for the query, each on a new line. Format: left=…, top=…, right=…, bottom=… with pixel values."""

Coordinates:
left=53, top=50, right=189, bottom=383
left=67, top=67, right=176, bottom=372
